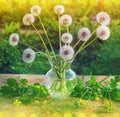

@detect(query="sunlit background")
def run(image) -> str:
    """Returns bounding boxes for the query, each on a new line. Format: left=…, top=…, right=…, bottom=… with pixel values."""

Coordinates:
left=0, top=1, right=120, bottom=117
left=0, top=0, right=120, bottom=7
left=0, top=0, right=120, bottom=26
left=0, top=0, right=120, bottom=75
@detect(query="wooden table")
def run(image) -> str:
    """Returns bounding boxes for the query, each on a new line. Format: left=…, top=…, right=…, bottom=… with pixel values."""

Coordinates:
left=0, top=74, right=119, bottom=117
left=0, top=74, right=114, bottom=84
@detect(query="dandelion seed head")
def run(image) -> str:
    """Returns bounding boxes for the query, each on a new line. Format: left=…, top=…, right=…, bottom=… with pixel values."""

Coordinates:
left=54, top=5, right=65, bottom=15
left=96, top=26, right=110, bottom=40
left=23, top=14, right=35, bottom=25
left=78, top=27, right=91, bottom=41
left=22, top=48, right=36, bottom=63
left=61, top=33, right=73, bottom=44
left=96, top=12, right=110, bottom=25
left=9, top=33, right=19, bottom=46
left=30, top=5, right=41, bottom=16
left=60, top=15, right=72, bottom=27
left=60, top=45, right=74, bottom=60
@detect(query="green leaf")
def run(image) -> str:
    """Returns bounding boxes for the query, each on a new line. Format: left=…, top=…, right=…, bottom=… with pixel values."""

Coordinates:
left=86, top=76, right=97, bottom=86
left=0, top=85, right=20, bottom=96
left=110, top=79, right=117, bottom=89
left=115, top=76, right=120, bottom=82
left=70, top=78, right=83, bottom=97
left=19, top=93, right=32, bottom=105
left=111, top=89, right=120, bottom=101
left=7, top=78, right=19, bottom=87
left=20, top=79, right=28, bottom=86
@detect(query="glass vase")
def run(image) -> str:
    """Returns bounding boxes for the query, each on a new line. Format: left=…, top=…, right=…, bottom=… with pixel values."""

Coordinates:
left=45, top=56, right=77, bottom=100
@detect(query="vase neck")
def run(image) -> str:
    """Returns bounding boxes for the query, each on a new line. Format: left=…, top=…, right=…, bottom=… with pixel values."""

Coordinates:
left=49, top=56, right=73, bottom=71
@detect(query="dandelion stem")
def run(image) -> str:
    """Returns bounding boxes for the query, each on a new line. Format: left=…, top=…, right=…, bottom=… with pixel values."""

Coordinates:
left=31, top=23, right=51, bottom=57
left=73, top=39, right=81, bottom=49
left=19, top=41, right=39, bottom=51
left=19, top=41, right=49, bottom=58
left=58, top=14, right=63, bottom=66
left=80, top=36, right=97, bottom=51
left=66, top=26, right=70, bottom=46
left=73, top=28, right=96, bottom=49
left=66, top=26, right=69, bottom=33
left=73, top=36, right=98, bottom=58
left=84, top=5, right=93, bottom=17
left=58, top=14, right=62, bottom=52
left=36, top=52, right=50, bottom=59
left=81, top=89, right=90, bottom=99
left=38, top=16, right=56, bottom=59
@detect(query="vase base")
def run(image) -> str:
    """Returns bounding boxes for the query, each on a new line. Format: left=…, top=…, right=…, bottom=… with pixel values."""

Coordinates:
left=45, top=78, right=77, bottom=100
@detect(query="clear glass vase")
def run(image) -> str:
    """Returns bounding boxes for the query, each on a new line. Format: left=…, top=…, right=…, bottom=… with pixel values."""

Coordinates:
left=45, top=56, right=77, bottom=100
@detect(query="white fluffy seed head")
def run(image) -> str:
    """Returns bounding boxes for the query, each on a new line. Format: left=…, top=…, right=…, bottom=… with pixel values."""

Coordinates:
left=54, top=5, right=65, bottom=15
left=60, top=14, right=72, bottom=27
left=78, top=27, right=91, bottom=41
left=96, top=26, right=110, bottom=40
left=30, top=5, right=41, bottom=16
left=9, top=33, right=19, bottom=46
left=96, top=12, right=110, bottom=25
left=23, top=14, right=35, bottom=25
left=61, top=33, right=73, bottom=44
left=22, top=48, right=36, bottom=63
left=60, top=45, right=74, bottom=60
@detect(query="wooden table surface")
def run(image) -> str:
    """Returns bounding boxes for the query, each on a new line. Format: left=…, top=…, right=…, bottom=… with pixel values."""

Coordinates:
left=0, top=74, right=114, bottom=85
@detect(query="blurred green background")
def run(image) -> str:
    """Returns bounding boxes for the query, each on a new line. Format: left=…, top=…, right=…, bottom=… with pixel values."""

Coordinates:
left=0, top=0, right=120, bottom=75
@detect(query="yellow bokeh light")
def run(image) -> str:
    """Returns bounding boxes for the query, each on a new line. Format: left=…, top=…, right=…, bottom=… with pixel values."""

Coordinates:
left=30, top=0, right=38, bottom=4
left=0, top=0, right=120, bottom=9
left=0, top=112, right=8, bottom=117
left=113, top=112, right=120, bottom=117
left=63, top=112, right=72, bottom=117
left=29, top=114, right=38, bottom=117
left=53, top=112, right=61, bottom=117
left=17, top=112, right=27, bottom=117
left=0, top=112, right=4, bottom=117
left=78, top=112, right=87, bottom=117
left=16, top=0, right=26, bottom=4
left=90, top=114, right=98, bottom=117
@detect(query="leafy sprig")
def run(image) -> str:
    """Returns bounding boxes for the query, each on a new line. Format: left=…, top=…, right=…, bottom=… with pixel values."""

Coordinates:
left=0, top=78, right=48, bottom=105
left=71, top=76, right=120, bottom=101
left=0, top=76, right=120, bottom=105
left=101, top=76, right=120, bottom=101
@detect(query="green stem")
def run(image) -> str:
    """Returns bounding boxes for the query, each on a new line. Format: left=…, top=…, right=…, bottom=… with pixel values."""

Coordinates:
left=61, top=66, right=66, bottom=97
left=20, top=40, right=50, bottom=62
left=38, top=16, right=56, bottom=59
left=73, top=28, right=96, bottom=49
left=61, top=79, right=66, bottom=97
left=46, top=99, right=55, bottom=105
left=58, top=14, right=63, bottom=67
left=105, top=88, right=109, bottom=99
left=84, top=5, right=93, bottom=17
left=58, top=14, right=62, bottom=52
left=19, top=41, right=40, bottom=51
left=80, top=36, right=98, bottom=51
left=49, top=79, right=58, bottom=93
left=73, top=36, right=98, bottom=59
left=36, top=51, right=50, bottom=60
left=31, top=23, right=51, bottom=57
left=66, top=26, right=70, bottom=46
left=108, top=90, right=111, bottom=103
left=73, top=39, right=81, bottom=49
left=81, top=89, right=90, bottom=99
left=66, top=26, right=69, bottom=33
left=60, top=60, right=67, bottom=73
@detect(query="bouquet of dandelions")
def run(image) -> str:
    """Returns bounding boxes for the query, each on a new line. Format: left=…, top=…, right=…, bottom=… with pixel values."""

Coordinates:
left=9, top=5, right=111, bottom=99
